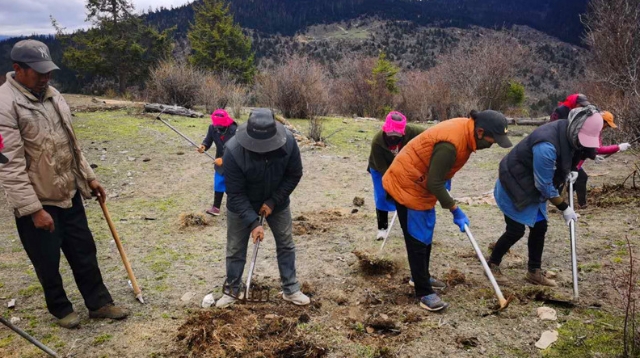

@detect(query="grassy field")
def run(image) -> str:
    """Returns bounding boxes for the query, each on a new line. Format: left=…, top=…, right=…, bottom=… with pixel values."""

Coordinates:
left=0, top=103, right=638, bottom=357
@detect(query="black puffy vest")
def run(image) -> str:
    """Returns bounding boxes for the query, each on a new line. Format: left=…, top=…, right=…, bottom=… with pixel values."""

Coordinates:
left=499, top=120, right=574, bottom=210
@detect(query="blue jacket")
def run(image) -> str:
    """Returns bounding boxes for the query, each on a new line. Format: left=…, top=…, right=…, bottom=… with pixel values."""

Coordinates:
left=495, top=142, right=558, bottom=227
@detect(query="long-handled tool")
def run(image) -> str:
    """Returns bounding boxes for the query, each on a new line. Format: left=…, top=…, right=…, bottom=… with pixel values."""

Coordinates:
left=464, top=224, right=509, bottom=310
left=378, top=211, right=397, bottom=254
left=156, top=111, right=216, bottom=161
left=99, top=200, right=144, bottom=304
left=0, top=317, right=58, bottom=357
left=223, top=215, right=270, bottom=303
left=568, top=180, right=579, bottom=300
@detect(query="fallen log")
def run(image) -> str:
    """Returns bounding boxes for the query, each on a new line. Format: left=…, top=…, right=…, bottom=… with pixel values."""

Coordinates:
left=144, top=103, right=204, bottom=118
left=506, top=117, right=549, bottom=126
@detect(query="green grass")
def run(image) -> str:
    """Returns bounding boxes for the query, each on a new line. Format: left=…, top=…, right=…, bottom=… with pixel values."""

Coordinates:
left=543, top=310, right=627, bottom=358
left=0, top=335, right=13, bottom=348
left=19, top=284, right=42, bottom=297
left=93, top=333, right=113, bottom=346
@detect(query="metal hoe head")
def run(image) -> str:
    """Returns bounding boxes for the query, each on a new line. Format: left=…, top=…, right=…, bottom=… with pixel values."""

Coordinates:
left=221, top=280, right=270, bottom=303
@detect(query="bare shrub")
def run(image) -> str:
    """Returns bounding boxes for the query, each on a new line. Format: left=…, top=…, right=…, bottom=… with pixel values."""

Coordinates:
left=308, top=116, right=323, bottom=142
left=397, top=34, right=527, bottom=121
left=332, top=56, right=381, bottom=118
left=583, top=0, right=640, bottom=138
left=199, top=73, right=231, bottom=114
left=147, top=60, right=203, bottom=108
left=227, top=83, right=250, bottom=118
left=255, top=55, right=330, bottom=119
left=610, top=236, right=640, bottom=357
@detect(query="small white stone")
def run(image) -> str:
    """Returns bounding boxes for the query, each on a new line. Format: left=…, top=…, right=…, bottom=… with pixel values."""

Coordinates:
left=7, top=299, right=15, bottom=308
left=9, top=317, right=20, bottom=324
left=201, top=293, right=215, bottom=308
left=537, top=307, right=558, bottom=321
left=181, top=292, right=196, bottom=302
left=535, top=330, right=558, bottom=349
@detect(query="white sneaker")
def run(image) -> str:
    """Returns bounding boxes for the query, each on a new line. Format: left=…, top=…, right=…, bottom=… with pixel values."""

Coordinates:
left=282, top=291, right=310, bottom=306
left=376, top=229, right=388, bottom=241
left=215, top=294, right=238, bottom=308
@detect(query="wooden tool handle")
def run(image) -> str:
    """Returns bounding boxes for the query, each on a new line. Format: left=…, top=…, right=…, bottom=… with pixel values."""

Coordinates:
left=99, top=200, right=143, bottom=301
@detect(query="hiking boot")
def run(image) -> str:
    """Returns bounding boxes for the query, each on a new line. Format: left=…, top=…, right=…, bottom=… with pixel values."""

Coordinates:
left=486, top=263, right=509, bottom=285
left=525, top=269, right=557, bottom=287
left=57, top=312, right=80, bottom=329
left=89, top=304, right=129, bottom=320
left=206, top=206, right=220, bottom=216
left=419, top=294, right=449, bottom=312
left=376, top=229, right=388, bottom=241
left=409, top=277, right=446, bottom=290
left=283, top=291, right=310, bottom=306
left=215, top=294, right=238, bottom=308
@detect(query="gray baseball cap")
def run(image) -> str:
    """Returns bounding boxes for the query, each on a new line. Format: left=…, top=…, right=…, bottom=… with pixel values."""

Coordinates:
left=11, top=40, right=59, bottom=74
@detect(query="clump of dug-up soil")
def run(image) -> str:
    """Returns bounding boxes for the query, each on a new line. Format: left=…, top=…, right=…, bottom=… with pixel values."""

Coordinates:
left=352, top=250, right=397, bottom=275
left=179, top=212, right=208, bottom=228
left=588, top=183, right=640, bottom=208
left=443, top=269, right=466, bottom=287
left=353, top=197, right=365, bottom=207
left=176, top=306, right=326, bottom=358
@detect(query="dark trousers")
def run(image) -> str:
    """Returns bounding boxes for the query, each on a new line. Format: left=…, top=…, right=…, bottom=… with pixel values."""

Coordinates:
left=489, top=215, right=548, bottom=272
left=396, top=203, right=434, bottom=298
left=376, top=209, right=389, bottom=230
left=573, top=168, right=588, bottom=207
left=225, top=205, right=300, bottom=295
left=213, top=191, right=224, bottom=208
left=16, top=193, right=113, bottom=319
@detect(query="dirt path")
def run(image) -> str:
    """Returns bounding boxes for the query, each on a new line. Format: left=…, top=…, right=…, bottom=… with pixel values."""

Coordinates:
left=0, top=109, right=637, bottom=357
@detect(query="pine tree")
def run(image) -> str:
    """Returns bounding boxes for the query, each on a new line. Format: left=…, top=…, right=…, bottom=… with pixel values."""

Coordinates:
left=188, top=0, right=255, bottom=83
left=57, top=0, right=173, bottom=94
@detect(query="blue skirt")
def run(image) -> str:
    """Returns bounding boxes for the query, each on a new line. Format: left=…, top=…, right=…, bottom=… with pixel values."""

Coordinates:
left=407, top=207, right=436, bottom=245
left=370, top=169, right=396, bottom=212
left=214, top=172, right=226, bottom=193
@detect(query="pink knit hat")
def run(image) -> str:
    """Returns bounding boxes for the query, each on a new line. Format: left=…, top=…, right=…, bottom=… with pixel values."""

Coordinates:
left=578, top=112, right=604, bottom=148
left=382, top=111, right=407, bottom=136
left=211, top=109, right=234, bottom=127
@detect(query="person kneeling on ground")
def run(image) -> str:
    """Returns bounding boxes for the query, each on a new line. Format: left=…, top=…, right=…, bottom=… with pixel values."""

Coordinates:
left=216, top=108, right=310, bottom=308
left=572, top=110, right=631, bottom=209
left=197, top=109, right=238, bottom=216
left=0, top=40, right=129, bottom=329
left=367, top=111, right=423, bottom=241
left=383, top=110, right=513, bottom=312
left=489, top=105, right=603, bottom=287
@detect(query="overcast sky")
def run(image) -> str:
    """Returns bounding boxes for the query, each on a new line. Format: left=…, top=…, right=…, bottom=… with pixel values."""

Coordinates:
left=0, top=0, right=193, bottom=37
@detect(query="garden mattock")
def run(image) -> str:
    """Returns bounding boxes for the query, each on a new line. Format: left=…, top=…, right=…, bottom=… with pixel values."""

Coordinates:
left=0, top=317, right=58, bottom=357
left=99, top=199, right=145, bottom=304
left=378, top=211, right=397, bottom=254
left=155, top=110, right=216, bottom=161
left=464, top=224, right=509, bottom=310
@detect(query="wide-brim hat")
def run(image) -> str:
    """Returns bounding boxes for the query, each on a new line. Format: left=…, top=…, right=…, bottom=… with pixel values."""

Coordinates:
left=236, top=108, right=287, bottom=153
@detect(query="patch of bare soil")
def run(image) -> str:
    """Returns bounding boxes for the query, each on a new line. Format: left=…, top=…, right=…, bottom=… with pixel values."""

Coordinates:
left=176, top=305, right=327, bottom=358
left=352, top=250, right=397, bottom=275
left=588, top=184, right=640, bottom=208
left=292, top=209, right=355, bottom=236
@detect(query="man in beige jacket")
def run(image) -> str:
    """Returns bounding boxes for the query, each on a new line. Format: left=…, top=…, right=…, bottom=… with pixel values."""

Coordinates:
left=0, top=40, right=129, bottom=329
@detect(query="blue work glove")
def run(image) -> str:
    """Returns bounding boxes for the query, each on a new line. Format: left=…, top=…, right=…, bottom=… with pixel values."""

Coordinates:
left=451, top=207, right=469, bottom=232
left=445, top=179, right=452, bottom=192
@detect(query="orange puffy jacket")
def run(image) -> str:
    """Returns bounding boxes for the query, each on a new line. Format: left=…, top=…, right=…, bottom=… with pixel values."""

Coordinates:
left=382, top=117, right=476, bottom=211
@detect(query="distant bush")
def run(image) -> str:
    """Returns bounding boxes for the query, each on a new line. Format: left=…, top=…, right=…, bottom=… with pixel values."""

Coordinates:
left=255, top=55, right=330, bottom=119
left=147, top=60, right=203, bottom=108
